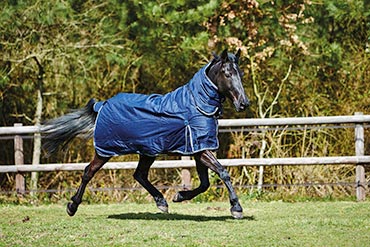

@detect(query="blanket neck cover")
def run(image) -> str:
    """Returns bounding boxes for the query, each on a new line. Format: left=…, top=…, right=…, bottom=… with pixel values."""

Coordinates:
left=93, top=63, right=224, bottom=157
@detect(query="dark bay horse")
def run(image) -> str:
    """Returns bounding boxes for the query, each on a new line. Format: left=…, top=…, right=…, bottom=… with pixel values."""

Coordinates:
left=42, top=49, right=249, bottom=219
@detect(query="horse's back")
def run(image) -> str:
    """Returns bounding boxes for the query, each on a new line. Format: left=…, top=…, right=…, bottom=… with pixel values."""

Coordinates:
left=93, top=91, right=190, bottom=156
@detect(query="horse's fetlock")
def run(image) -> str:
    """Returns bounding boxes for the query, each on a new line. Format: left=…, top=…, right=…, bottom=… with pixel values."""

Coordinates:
left=231, top=202, right=243, bottom=213
left=71, top=196, right=81, bottom=205
left=230, top=198, right=240, bottom=206
left=154, top=196, right=168, bottom=207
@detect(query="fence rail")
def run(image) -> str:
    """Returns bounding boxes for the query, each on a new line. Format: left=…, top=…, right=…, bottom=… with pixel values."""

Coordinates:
left=0, top=113, right=369, bottom=200
left=1, top=114, right=370, bottom=136
left=1, top=156, right=370, bottom=173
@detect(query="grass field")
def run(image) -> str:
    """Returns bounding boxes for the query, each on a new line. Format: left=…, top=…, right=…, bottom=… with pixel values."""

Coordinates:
left=0, top=201, right=369, bottom=247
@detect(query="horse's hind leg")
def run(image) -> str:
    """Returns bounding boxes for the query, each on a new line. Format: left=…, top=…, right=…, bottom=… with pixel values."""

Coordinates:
left=173, top=158, right=210, bottom=202
left=133, top=155, right=169, bottom=213
left=67, top=153, right=110, bottom=216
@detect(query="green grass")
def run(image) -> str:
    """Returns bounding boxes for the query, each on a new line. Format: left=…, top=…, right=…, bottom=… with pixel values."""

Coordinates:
left=0, top=201, right=369, bottom=247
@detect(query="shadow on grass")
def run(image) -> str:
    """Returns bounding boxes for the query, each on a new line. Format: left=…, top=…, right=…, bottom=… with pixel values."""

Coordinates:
left=107, top=212, right=255, bottom=222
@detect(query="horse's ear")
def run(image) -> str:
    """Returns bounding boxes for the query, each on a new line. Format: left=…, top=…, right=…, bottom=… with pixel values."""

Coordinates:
left=235, top=49, right=241, bottom=63
left=211, top=51, right=219, bottom=60
left=220, top=49, right=228, bottom=62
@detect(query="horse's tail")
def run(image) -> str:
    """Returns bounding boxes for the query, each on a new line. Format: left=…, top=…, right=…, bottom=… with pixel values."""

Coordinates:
left=41, top=98, right=97, bottom=156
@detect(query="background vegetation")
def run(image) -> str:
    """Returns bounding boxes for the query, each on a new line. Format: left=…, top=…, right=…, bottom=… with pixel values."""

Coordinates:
left=0, top=0, right=369, bottom=201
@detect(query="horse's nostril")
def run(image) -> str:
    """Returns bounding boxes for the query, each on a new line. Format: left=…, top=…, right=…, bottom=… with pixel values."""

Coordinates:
left=239, top=100, right=249, bottom=111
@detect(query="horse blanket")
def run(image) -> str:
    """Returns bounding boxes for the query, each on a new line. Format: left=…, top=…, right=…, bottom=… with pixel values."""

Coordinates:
left=93, top=63, right=224, bottom=157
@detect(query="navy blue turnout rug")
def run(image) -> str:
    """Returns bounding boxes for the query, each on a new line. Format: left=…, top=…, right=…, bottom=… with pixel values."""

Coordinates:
left=93, top=63, right=224, bottom=157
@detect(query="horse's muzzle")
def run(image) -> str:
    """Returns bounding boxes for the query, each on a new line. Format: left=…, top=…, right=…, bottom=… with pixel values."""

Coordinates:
left=236, top=98, right=250, bottom=112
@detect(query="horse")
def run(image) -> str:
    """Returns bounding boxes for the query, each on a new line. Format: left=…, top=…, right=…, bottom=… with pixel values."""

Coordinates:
left=41, top=48, right=250, bottom=219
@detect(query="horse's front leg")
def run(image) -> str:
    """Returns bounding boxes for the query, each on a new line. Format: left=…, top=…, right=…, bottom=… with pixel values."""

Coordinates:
left=197, top=150, right=243, bottom=219
left=173, top=157, right=210, bottom=202
left=67, top=153, right=110, bottom=216
left=133, top=155, right=168, bottom=213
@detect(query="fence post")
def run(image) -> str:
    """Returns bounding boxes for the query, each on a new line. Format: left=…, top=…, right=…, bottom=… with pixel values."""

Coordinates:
left=31, top=129, right=41, bottom=196
left=257, top=130, right=267, bottom=192
left=14, top=123, right=25, bottom=194
left=354, top=112, right=366, bottom=201
left=181, top=156, right=192, bottom=190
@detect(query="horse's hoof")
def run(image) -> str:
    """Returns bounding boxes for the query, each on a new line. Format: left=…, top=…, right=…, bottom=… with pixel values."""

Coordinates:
left=157, top=205, right=169, bottom=214
left=231, top=210, right=243, bottom=219
left=172, top=192, right=184, bottom=203
left=154, top=197, right=168, bottom=213
left=66, top=202, right=77, bottom=217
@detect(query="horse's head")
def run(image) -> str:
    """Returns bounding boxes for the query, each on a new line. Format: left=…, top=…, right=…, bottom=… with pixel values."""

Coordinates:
left=207, top=49, right=249, bottom=112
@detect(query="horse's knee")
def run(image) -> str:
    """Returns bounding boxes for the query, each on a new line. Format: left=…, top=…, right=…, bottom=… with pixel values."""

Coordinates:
left=133, top=170, right=143, bottom=182
left=133, top=171, right=139, bottom=181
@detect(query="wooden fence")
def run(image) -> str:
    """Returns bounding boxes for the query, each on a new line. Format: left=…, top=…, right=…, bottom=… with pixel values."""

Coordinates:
left=0, top=113, right=369, bottom=200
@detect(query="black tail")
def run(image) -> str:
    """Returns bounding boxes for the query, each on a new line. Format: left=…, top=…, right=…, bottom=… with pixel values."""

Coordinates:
left=41, top=99, right=97, bottom=156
